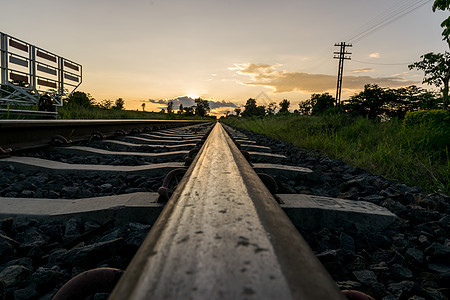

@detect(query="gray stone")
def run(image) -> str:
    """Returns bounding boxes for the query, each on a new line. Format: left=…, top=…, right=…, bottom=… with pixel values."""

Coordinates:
left=427, top=263, right=450, bottom=274
left=352, top=270, right=377, bottom=285
left=425, top=243, right=450, bottom=263
left=336, top=280, right=362, bottom=290
left=48, top=248, right=67, bottom=265
left=21, top=190, right=35, bottom=197
left=0, top=239, right=15, bottom=259
left=390, top=264, right=414, bottom=280
left=100, top=183, right=113, bottom=191
left=64, top=218, right=81, bottom=237
left=5, top=257, right=33, bottom=269
left=32, top=267, right=66, bottom=293
left=61, top=186, right=80, bottom=198
left=57, top=238, right=123, bottom=266
left=367, top=233, right=390, bottom=250
left=0, top=265, right=30, bottom=287
left=17, top=227, right=46, bottom=249
left=381, top=295, right=398, bottom=300
left=0, top=233, right=19, bottom=248
left=418, top=234, right=430, bottom=246
left=98, top=228, right=124, bottom=243
left=48, top=190, right=60, bottom=199
left=405, top=248, right=424, bottom=264
left=382, top=198, right=408, bottom=214
left=408, top=296, right=425, bottom=300
left=340, top=232, right=355, bottom=254
left=93, top=293, right=110, bottom=300
left=361, top=195, right=385, bottom=203
left=39, top=222, right=64, bottom=240
left=422, top=288, right=447, bottom=300
left=14, top=283, right=38, bottom=300
left=84, top=221, right=101, bottom=232
left=126, top=223, right=151, bottom=247
left=387, top=281, right=419, bottom=298
left=339, top=177, right=369, bottom=192
left=316, top=249, right=340, bottom=263
left=0, top=217, right=13, bottom=231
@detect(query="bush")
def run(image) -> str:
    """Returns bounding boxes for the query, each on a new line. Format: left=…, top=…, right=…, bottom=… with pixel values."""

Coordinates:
left=403, top=109, right=450, bottom=131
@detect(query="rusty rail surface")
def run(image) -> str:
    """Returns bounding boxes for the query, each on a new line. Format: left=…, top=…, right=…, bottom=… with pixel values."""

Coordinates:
left=0, top=119, right=210, bottom=151
left=110, top=122, right=345, bottom=299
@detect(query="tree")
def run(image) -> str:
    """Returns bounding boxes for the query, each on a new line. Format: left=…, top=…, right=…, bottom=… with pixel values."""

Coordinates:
left=408, top=1, right=450, bottom=108
left=178, top=103, right=184, bottom=114
left=242, top=98, right=257, bottom=116
left=344, top=85, right=394, bottom=119
left=298, top=99, right=313, bottom=115
left=241, top=98, right=266, bottom=117
left=266, top=102, right=277, bottom=115
left=66, top=91, right=94, bottom=107
left=387, top=85, right=441, bottom=118
left=167, top=101, right=173, bottom=114
left=112, top=98, right=125, bottom=110
left=299, top=93, right=335, bottom=115
left=311, top=93, right=335, bottom=115
left=98, top=99, right=112, bottom=109
left=184, top=106, right=194, bottom=116
left=432, top=0, right=450, bottom=47
left=234, top=108, right=241, bottom=116
left=409, top=52, right=450, bottom=108
left=141, top=102, right=146, bottom=111
left=278, top=99, right=290, bottom=113
left=194, top=98, right=210, bottom=116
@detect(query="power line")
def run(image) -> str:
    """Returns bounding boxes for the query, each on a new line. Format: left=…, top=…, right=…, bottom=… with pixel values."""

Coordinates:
left=344, top=0, right=414, bottom=41
left=346, top=0, right=429, bottom=42
left=346, top=0, right=433, bottom=43
left=351, top=59, right=414, bottom=66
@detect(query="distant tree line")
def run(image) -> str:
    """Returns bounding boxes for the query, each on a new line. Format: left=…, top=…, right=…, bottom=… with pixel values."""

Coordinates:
left=166, top=98, right=210, bottom=117
left=65, top=91, right=125, bottom=110
left=234, top=84, right=445, bottom=121
left=299, top=85, right=443, bottom=120
left=232, top=98, right=291, bottom=118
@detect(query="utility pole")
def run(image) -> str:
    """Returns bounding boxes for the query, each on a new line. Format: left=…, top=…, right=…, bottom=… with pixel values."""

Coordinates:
left=333, top=42, right=352, bottom=106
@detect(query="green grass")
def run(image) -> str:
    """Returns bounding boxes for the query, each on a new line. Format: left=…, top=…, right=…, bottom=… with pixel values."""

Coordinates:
left=222, top=114, right=449, bottom=194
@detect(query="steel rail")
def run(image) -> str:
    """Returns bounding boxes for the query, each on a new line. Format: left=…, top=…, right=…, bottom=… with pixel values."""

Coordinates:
left=110, top=122, right=344, bottom=299
left=0, top=119, right=211, bottom=151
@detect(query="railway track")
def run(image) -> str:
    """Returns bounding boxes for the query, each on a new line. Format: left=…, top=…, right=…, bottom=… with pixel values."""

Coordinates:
left=0, top=120, right=448, bottom=299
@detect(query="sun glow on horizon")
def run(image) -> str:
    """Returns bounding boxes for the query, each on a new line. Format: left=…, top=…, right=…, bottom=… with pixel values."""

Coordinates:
left=185, top=94, right=200, bottom=99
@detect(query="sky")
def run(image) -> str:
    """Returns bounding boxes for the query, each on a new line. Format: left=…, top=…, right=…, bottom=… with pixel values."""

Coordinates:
left=1, top=0, right=448, bottom=115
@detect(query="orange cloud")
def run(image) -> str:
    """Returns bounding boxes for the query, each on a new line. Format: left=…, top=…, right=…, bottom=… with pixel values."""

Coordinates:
left=351, top=68, right=375, bottom=73
left=232, top=63, right=416, bottom=93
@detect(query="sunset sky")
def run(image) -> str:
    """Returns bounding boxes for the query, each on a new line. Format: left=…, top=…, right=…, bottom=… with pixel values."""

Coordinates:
left=1, top=0, right=448, bottom=115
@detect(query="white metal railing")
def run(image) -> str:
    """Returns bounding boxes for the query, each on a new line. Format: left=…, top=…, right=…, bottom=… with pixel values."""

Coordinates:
left=0, top=32, right=82, bottom=110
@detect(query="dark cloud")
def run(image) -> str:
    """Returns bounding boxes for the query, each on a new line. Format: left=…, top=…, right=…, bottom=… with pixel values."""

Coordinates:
left=148, top=96, right=237, bottom=109
left=233, top=63, right=417, bottom=93
left=209, top=100, right=237, bottom=109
